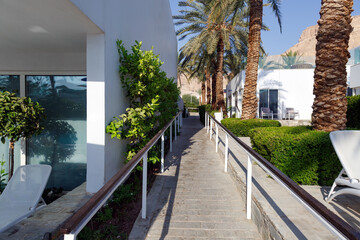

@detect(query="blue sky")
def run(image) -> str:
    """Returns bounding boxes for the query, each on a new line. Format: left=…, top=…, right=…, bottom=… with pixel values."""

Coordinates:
left=170, top=0, right=360, bottom=56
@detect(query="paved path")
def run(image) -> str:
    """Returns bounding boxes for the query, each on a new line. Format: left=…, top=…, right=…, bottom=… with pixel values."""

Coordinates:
left=130, top=115, right=261, bottom=240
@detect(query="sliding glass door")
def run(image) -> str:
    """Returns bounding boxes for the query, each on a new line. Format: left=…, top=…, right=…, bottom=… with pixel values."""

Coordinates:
left=259, top=89, right=278, bottom=117
left=26, top=76, right=86, bottom=190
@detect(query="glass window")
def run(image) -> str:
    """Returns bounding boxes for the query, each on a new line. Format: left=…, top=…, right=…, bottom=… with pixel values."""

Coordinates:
left=0, top=75, right=21, bottom=181
left=259, top=89, right=278, bottom=115
left=26, top=76, right=86, bottom=190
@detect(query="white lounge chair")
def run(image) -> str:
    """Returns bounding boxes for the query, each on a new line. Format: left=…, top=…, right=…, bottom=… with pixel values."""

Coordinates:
left=326, top=131, right=360, bottom=202
left=0, top=165, right=51, bottom=232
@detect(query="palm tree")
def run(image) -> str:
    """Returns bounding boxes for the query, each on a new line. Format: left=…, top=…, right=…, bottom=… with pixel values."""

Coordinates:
left=241, top=0, right=281, bottom=119
left=174, top=0, right=248, bottom=112
left=312, top=0, right=353, bottom=131
left=178, top=41, right=214, bottom=106
left=280, top=50, right=306, bottom=69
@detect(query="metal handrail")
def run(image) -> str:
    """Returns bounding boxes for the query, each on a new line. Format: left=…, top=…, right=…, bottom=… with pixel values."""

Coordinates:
left=61, top=112, right=182, bottom=240
left=206, top=113, right=360, bottom=240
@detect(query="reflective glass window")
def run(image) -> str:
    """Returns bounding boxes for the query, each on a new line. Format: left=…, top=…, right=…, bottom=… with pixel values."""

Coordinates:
left=26, top=76, right=86, bottom=190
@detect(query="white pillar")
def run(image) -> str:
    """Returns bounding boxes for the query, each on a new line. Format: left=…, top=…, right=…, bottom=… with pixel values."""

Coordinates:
left=86, top=34, right=106, bottom=193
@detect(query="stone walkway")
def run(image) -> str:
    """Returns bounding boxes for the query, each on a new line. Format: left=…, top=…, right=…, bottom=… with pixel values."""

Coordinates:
left=129, top=115, right=261, bottom=239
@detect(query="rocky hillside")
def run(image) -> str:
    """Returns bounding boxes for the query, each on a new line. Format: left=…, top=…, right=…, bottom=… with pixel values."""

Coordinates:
left=286, top=15, right=360, bottom=56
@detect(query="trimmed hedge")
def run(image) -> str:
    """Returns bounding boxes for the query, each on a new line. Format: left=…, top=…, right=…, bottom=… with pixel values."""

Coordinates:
left=198, top=104, right=211, bottom=125
left=347, top=95, right=360, bottom=128
left=221, top=118, right=281, bottom=137
left=249, top=126, right=341, bottom=185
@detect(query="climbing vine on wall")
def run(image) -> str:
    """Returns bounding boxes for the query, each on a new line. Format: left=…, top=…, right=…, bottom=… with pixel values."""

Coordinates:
left=106, top=40, right=179, bottom=164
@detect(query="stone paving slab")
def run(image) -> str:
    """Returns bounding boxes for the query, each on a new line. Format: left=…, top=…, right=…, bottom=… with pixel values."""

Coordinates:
left=129, top=116, right=261, bottom=240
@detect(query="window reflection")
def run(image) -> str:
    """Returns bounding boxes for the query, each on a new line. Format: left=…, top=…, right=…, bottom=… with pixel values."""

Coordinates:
left=26, top=76, right=86, bottom=190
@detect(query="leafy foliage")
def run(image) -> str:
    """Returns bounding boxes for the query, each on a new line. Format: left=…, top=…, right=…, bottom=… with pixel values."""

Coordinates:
left=221, top=118, right=280, bottom=136
left=106, top=40, right=179, bottom=163
left=249, top=126, right=342, bottom=185
left=346, top=95, right=360, bottom=129
left=0, top=91, right=45, bottom=178
left=198, top=104, right=212, bottom=125
left=0, top=91, right=45, bottom=143
left=182, top=94, right=199, bottom=106
left=0, top=159, right=7, bottom=193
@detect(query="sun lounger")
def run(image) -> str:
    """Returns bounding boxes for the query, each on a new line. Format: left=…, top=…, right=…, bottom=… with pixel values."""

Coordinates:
left=0, top=165, right=51, bottom=232
left=326, top=131, right=360, bottom=202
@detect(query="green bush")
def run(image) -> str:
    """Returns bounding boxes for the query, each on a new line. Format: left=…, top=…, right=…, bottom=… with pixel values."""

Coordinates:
left=182, top=94, right=199, bottom=106
left=198, top=104, right=211, bottom=125
left=347, top=95, right=360, bottom=128
left=221, top=118, right=281, bottom=137
left=249, top=126, right=341, bottom=185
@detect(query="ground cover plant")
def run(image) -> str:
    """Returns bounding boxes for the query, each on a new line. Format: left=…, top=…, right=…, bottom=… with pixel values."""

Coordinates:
left=221, top=118, right=280, bottom=137
left=249, top=126, right=341, bottom=185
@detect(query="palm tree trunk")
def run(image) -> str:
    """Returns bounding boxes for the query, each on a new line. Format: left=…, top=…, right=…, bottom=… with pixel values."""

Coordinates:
left=206, top=69, right=211, bottom=104
left=201, top=80, right=206, bottom=105
left=215, top=35, right=226, bottom=113
left=211, top=60, right=217, bottom=110
left=241, top=0, right=263, bottom=119
left=312, top=0, right=353, bottom=131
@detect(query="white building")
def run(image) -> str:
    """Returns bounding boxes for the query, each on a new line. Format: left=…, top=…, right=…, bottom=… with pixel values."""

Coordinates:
left=0, top=0, right=177, bottom=193
left=227, top=66, right=353, bottom=120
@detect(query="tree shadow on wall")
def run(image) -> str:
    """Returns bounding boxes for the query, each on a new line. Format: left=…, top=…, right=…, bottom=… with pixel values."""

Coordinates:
left=27, top=120, right=85, bottom=190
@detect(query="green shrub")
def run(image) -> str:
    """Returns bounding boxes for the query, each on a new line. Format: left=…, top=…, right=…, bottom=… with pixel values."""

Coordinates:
left=198, top=104, right=211, bottom=125
left=249, top=126, right=341, bottom=185
left=182, top=94, right=199, bottom=106
left=221, top=118, right=281, bottom=137
left=347, top=95, right=360, bottom=128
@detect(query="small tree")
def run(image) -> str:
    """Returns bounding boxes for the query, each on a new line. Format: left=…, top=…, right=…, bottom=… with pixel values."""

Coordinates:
left=0, top=91, right=45, bottom=179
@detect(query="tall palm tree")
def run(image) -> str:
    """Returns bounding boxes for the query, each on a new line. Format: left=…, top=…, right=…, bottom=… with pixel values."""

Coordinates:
left=174, top=0, right=248, bottom=112
left=241, top=0, right=281, bottom=119
left=312, top=0, right=353, bottom=131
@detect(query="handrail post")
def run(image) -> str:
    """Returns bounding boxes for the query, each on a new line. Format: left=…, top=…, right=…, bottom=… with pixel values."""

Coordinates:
left=215, top=124, right=219, bottom=152
left=210, top=119, right=212, bottom=140
left=247, top=155, right=252, bottom=220
left=180, top=113, right=182, bottom=128
left=225, top=133, right=228, bottom=172
left=170, top=122, right=173, bottom=152
left=177, top=115, right=180, bottom=133
left=142, top=152, right=148, bottom=219
left=206, top=113, right=208, bottom=133
left=174, top=118, right=177, bottom=141
left=208, top=114, right=210, bottom=134
left=161, top=134, right=164, bottom=173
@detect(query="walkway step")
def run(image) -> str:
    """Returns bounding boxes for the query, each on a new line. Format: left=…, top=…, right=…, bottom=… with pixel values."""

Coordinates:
left=129, top=116, right=261, bottom=240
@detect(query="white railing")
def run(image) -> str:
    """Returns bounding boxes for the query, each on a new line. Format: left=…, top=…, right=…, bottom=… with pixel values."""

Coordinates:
left=205, top=112, right=359, bottom=240
left=62, top=112, right=182, bottom=240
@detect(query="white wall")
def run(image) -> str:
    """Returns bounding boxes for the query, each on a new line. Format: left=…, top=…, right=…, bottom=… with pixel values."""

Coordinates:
left=0, top=52, right=85, bottom=72
left=350, top=64, right=360, bottom=89
left=73, top=0, right=177, bottom=192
